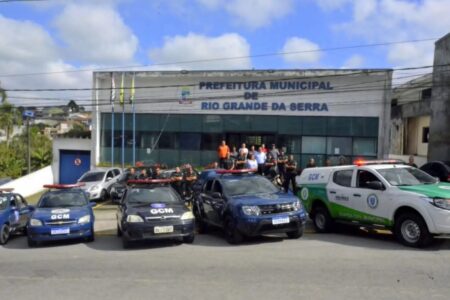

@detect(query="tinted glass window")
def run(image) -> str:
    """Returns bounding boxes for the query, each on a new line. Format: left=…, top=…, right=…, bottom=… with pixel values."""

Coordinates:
left=302, top=137, right=326, bottom=154
left=333, top=170, right=353, bottom=187
left=126, top=187, right=180, bottom=204
left=0, top=195, right=9, bottom=210
left=222, top=176, right=278, bottom=196
left=113, top=169, right=120, bottom=176
left=357, top=170, right=382, bottom=188
left=80, top=172, right=105, bottom=182
left=39, top=191, right=88, bottom=208
left=106, top=171, right=114, bottom=179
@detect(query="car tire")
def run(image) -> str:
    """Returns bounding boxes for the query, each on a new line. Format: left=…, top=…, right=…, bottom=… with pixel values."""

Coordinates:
left=286, top=227, right=304, bottom=239
left=27, top=236, right=38, bottom=248
left=224, top=216, right=243, bottom=245
left=0, top=224, right=10, bottom=245
left=117, top=224, right=122, bottom=237
left=394, top=212, right=433, bottom=248
left=312, top=206, right=333, bottom=233
left=183, top=234, right=195, bottom=244
left=100, top=189, right=107, bottom=202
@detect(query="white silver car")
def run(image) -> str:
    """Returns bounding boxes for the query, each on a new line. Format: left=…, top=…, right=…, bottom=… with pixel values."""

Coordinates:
left=78, top=168, right=122, bottom=201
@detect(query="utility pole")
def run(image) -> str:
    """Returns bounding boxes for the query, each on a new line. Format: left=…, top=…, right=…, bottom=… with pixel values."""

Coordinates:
left=26, top=116, right=30, bottom=174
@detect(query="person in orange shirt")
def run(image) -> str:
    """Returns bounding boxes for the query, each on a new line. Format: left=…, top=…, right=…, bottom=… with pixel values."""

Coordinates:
left=217, top=140, right=230, bottom=169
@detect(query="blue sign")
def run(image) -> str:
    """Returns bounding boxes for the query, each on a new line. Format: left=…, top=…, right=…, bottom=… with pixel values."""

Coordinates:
left=22, top=110, right=35, bottom=118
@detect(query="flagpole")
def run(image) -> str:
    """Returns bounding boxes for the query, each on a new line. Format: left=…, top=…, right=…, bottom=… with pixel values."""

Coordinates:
left=110, top=72, right=115, bottom=167
left=120, top=72, right=125, bottom=170
left=131, top=73, right=136, bottom=166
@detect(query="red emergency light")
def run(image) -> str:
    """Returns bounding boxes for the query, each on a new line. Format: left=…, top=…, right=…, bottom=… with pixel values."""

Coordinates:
left=43, top=183, right=85, bottom=189
left=354, top=159, right=405, bottom=166
left=127, top=179, right=173, bottom=185
left=215, top=168, right=257, bottom=174
left=0, top=188, right=14, bottom=193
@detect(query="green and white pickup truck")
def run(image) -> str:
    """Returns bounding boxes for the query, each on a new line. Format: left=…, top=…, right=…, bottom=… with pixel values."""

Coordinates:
left=296, top=161, right=450, bottom=247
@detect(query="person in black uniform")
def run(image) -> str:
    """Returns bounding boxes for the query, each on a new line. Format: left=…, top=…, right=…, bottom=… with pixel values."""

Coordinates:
left=223, top=152, right=235, bottom=170
left=138, top=168, right=149, bottom=179
left=170, top=167, right=184, bottom=196
left=152, top=166, right=163, bottom=179
left=284, top=155, right=298, bottom=193
left=264, top=153, right=277, bottom=179
left=182, top=164, right=197, bottom=201
left=277, top=150, right=288, bottom=182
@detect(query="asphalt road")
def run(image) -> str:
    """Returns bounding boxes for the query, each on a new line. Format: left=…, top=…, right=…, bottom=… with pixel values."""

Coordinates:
left=1, top=205, right=450, bottom=300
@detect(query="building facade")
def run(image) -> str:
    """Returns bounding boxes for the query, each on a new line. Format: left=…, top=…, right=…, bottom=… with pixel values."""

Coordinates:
left=92, top=69, right=392, bottom=168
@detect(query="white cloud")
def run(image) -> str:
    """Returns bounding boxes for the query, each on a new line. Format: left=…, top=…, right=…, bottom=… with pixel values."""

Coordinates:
left=197, top=0, right=294, bottom=29
left=281, top=37, right=321, bottom=65
left=54, top=4, right=138, bottom=64
left=341, top=54, right=364, bottom=68
left=315, top=0, right=352, bottom=11
left=148, top=33, right=251, bottom=70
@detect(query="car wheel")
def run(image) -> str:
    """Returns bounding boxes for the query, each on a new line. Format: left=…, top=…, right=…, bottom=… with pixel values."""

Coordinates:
left=286, top=227, right=304, bottom=239
left=100, top=189, right=107, bottom=202
left=395, top=213, right=433, bottom=248
left=193, top=204, right=208, bottom=234
left=224, top=216, right=243, bottom=245
left=0, top=224, right=10, bottom=245
left=183, top=234, right=195, bottom=244
left=117, top=224, right=123, bottom=237
left=312, top=206, right=333, bottom=233
left=27, top=236, right=38, bottom=248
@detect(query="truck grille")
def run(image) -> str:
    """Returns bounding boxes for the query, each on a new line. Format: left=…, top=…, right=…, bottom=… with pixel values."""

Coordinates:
left=145, top=215, right=180, bottom=221
left=45, top=220, right=77, bottom=226
left=259, top=203, right=295, bottom=215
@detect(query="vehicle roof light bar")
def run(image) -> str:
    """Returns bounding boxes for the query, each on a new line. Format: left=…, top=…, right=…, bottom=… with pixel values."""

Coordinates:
left=354, top=159, right=405, bottom=166
left=215, top=169, right=257, bottom=175
left=127, top=179, right=173, bottom=185
left=43, top=183, right=85, bottom=189
left=0, top=188, right=14, bottom=193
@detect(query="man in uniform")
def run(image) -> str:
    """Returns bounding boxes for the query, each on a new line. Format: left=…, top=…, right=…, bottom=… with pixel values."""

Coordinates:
left=277, top=149, right=288, bottom=181
left=170, top=167, right=184, bottom=196
left=235, top=152, right=248, bottom=170
left=223, top=152, right=235, bottom=170
left=182, top=165, right=197, bottom=201
left=284, top=155, right=298, bottom=193
left=264, top=153, right=277, bottom=180
left=152, top=166, right=163, bottom=179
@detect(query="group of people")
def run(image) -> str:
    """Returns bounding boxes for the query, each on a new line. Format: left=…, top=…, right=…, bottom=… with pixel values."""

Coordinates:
left=217, top=140, right=299, bottom=193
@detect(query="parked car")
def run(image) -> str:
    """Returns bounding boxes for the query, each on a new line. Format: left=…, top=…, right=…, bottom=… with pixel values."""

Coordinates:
left=0, top=189, right=34, bottom=245
left=297, top=160, right=450, bottom=248
left=420, top=161, right=450, bottom=182
left=116, top=179, right=195, bottom=248
left=78, top=168, right=122, bottom=201
left=193, top=169, right=307, bottom=244
left=27, top=184, right=96, bottom=247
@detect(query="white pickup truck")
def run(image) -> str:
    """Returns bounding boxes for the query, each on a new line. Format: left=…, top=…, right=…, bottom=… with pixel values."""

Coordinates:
left=296, top=161, right=450, bottom=247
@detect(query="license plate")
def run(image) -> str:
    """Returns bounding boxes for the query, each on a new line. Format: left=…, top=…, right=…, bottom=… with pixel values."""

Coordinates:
left=154, top=226, right=174, bottom=234
left=272, top=216, right=290, bottom=225
left=51, top=228, right=70, bottom=235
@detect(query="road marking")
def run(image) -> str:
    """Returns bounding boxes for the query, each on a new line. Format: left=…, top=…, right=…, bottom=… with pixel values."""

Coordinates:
left=94, top=200, right=112, bottom=210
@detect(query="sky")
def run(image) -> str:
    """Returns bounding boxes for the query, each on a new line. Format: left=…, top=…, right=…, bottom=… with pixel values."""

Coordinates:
left=0, top=0, right=450, bottom=106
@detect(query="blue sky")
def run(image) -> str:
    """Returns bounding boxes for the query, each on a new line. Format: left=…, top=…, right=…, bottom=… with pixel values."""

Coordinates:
left=1, top=0, right=449, bottom=104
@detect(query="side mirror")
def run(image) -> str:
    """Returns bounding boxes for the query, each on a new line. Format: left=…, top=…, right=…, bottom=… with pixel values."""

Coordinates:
left=89, top=202, right=97, bottom=208
left=106, top=177, right=113, bottom=182
left=367, top=181, right=384, bottom=190
left=211, top=192, right=222, bottom=199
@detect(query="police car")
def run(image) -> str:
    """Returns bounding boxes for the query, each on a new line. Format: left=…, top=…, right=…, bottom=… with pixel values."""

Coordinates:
left=297, top=160, right=450, bottom=247
left=193, top=169, right=307, bottom=244
left=0, top=188, right=33, bottom=245
left=116, top=179, right=195, bottom=248
left=27, top=184, right=96, bottom=247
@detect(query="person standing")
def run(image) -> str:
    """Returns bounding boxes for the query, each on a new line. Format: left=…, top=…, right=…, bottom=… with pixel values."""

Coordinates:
left=277, top=149, right=288, bottom=181
left=217, top=140, right=230, bottom=169
left=270, top=144, right=280, bottom=161
left=246, top=154, right=258, bottom=170
left=223, top=152, right=235, bottom=170
left=338, top=156, right=347, bottom=166
left=230, top=146, right=239, bottom=159
left=408, top=155, right=418, bottom=168
left=170, top=167, right=184, bottom=196
left=239, top=143, right=249, bottom=158
left=260, top=143, right=268, bottom=153
left=254, top=146, right=267, bottom=175
left=284, top=155, right=298, bottom=193
left=264, top=153, right=277, bottom=179
left=235, top=152, right=248, bottom=170
left=306, top=158, right=316, bottom=168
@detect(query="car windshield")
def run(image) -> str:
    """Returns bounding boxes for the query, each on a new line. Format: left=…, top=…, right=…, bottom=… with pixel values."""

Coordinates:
left=222, top=176, right=279, bottom=197
left=377, top=167, right=437, bottom=186
left=79, top=172, right=105, bottom=182
left=126, top=187, right=180, bottom=205
left=38, top=191, right=88, bottom=208
left=0, top=195, right=9, bottom=210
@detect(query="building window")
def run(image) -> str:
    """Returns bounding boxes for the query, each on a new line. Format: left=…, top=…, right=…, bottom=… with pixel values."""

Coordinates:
left=391, top=98, right=398, bottom=107
left=353, top=138, right=377, bottom=156
left=326, top=137, right=352, bottom=155
left=302, top=136, right=326, bottom=154
left=422, top=127, right=429, bottom=143
left=421, top=88, right=432, bottom=100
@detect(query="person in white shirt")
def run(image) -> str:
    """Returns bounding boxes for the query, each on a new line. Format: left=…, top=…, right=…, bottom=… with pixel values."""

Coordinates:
left=246, top=153, right=258, bottom=170
left=239, top=143, right=249, bottom=157
left=254, top=147, right=267, bottom=175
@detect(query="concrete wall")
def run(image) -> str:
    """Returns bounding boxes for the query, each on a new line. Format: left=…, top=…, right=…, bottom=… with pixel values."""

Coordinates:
left=52, top=138, right=92, bottom=184
left=429, top=33, right=450, bottom=161
left=0, top=166, right=53, bottom=198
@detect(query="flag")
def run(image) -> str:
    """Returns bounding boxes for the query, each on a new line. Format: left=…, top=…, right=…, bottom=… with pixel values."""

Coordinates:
left=110, top=72, right=116, bottom=103
left=129, top=73, right=135, bottom=104
left=119, top=72, right=125, bottom=106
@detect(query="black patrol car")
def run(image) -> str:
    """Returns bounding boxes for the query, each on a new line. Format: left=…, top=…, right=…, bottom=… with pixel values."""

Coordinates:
left=116, top=179, right=195, bottom=248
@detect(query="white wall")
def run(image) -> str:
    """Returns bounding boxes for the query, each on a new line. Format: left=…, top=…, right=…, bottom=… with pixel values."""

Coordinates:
left=0, top=166, right=53, bottom=197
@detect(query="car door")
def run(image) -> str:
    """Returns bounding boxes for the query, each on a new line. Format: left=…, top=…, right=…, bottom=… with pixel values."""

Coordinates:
left=209, top=180, right=226, bottom=226
left=200, top=180, right=217, bottom=225
left=104, top=170, right=115, bottom=190
left=327, top=169, right=359, bottom=221
left=351, top=169, right=391, bottom=226
left=15, top=195, right=31, bottom=228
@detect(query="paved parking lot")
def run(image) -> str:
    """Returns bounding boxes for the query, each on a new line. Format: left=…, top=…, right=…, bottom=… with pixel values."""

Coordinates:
left=1, top=203, right=450, bottom=300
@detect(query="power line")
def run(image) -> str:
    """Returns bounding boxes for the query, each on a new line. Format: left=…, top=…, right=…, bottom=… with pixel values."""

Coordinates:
left=0, top=38, right=439, bottom=78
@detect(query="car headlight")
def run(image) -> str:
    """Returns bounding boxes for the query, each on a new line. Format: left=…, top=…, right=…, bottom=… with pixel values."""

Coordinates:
left=78, top=215, right=91, bottom=224
left=181, top=211, right=195, bottom=220
left=293, top=200, right=303, bottom=211
left=88, top=185, right=100, bottom=192
left=30, top=219, right=43, bottom=226
left=126, top=215, right=144, bottom=223
left=433, top=198, right=450, bottom=210
left=242, top=205, right=260, bottom=216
